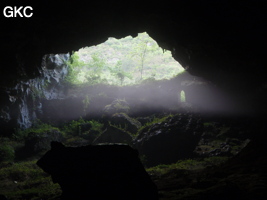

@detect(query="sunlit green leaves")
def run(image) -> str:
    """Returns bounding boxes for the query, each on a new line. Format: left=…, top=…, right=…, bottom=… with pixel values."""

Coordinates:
left=65, top=52, right=85, bottom=84
left=65, top=32, right=184, bottom=85
left=109, top=61, right=133, bottom=85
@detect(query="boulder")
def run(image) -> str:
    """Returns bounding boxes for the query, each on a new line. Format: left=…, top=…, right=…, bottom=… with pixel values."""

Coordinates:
left=134, top=114, right=203, bottom=167
left=111, top=113, right=141, bottom=134
left=37, top=142, right=158, bottom=200
left=104, top=99, right=130, bottom=115
left=0, top=194, right=7, bottom=200
left=24, top=130, right=64, bottom=153
left=93, top=125, right=133, bottom=144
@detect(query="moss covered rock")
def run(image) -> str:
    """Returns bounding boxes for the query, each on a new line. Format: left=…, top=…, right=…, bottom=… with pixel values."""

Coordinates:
left=104, top=99, right=130, bottom=115
left=110, top=113, right=141, bottom=134
left=24, top=130, right=64, bottom=153
left=0, top=144, right=15, bottom=162
left=93, top=125, right=133, bottom=144
left=134, top=114, right=203, bottom=167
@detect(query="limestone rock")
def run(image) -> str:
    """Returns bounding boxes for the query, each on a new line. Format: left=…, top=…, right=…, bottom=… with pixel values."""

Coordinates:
left=24, top=130, right=64, bottom=153
left=93, top=125, right=133, bottom=144
left=111, top=113, right=141, bottom=134
left=134, top=114, right=203, bottom=167
left=104, top=99, right=130, bottom=115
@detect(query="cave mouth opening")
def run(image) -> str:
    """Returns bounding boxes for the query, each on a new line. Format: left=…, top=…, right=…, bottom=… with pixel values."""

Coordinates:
left=66, top=32, right=184, bottom=86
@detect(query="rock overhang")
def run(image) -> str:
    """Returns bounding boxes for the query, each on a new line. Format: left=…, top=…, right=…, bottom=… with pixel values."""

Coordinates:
left=1, top=0, right=266, bottom=113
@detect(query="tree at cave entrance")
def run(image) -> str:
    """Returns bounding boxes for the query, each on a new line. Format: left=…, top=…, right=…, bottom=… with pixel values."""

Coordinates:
left=65, top=32, right=184, bottom=85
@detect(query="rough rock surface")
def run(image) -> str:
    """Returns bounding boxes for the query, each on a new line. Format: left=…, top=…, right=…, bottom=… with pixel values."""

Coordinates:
left=134, top=114, right=203, bottom=167
left=104, top=99, right=130, bottom=115
left=24, top=130, right=64, bottom=153
left=110, top=113, right=141, bottom=134
left=0, top=54, right=69, bottom=130
left=1, top=1, right=267, bottom=199
left=93, top=125, right=133, bottom=144
left=1, top=1, right=266, bottom=115
left=37, top=142, right=158, bottom=200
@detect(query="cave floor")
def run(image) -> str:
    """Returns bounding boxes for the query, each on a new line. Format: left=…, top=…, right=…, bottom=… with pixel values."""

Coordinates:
left=152, top=161, right=267, bottom=200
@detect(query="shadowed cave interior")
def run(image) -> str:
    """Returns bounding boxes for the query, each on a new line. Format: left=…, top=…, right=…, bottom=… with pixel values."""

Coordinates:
left=0, top=1, right=267, bottom=200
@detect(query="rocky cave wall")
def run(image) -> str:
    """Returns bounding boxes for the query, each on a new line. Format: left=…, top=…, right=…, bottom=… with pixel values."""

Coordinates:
left=1, top=0, right=267, bottom=126
left=0, top=54, right=70, bottom=132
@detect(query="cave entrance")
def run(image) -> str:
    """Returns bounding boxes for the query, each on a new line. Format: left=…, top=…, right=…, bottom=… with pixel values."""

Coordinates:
left=180, top=90, right=186, bottom=103
left=66, top=32, right=184, bottom=86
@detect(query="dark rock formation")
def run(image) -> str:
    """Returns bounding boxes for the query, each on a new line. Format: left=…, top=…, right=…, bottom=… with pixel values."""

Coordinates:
left=24, top=129, right=64, bottom=153
left=93, top=125, right=133, bottom=144
left=1, top=1, right=267, bottom=199
left=134, top=114, right=203, bottom=167
left=0, top=194, right=7, bottom=200
left=2, top=0, right=266, bottom=114
left=111, top=113, right=141, bottom=134
left=187, top=129, right=267, bottom=200
left=0, top=54, right=69, bottom=130
left=37, top=142, right=158, bottom=200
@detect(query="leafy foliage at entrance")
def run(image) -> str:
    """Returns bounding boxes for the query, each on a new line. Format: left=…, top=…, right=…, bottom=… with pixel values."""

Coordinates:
left=65, top=32, right=184, bottom=85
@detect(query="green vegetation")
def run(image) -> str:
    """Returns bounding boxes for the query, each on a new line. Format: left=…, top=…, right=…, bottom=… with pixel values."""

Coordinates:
left=0, top=117, right=106, bottom=199
left=13, top=121, right=60, bottom=141
left=0, top=160, right=61, bottom=200
left=62, top=118, right=103, bottom=139
left=104, top=99, right=130, bottom=115
left=0, top=114, right=249, bottom=199
left=129, top=34, right=149, bottom=80
left=64, top=52, right=84, bottom=84
left=109, top=60, right=133, bottom=85
left=147, top=157, right=229, bottom=176
left=137, top=115, right=171, bottom=135
left=108, top=113, right=141, bottom=137
left=0, top=144, right=15, bottom=162
left=65, top=32, right=184, bottom=85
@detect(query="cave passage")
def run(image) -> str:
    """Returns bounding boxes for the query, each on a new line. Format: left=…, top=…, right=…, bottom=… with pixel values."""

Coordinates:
left=0, top=31, right=237, bottom=134
left=1, top=2, right=266, bottom=199
left=58, top=31, right=240, bottom=118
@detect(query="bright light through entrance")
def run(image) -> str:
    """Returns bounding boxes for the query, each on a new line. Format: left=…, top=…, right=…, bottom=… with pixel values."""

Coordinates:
left=66, top=32, right=184, bottom=85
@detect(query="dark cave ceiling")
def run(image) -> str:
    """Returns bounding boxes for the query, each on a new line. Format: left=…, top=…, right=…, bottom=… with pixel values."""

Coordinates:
left=1, top=0, right=267, bottom=113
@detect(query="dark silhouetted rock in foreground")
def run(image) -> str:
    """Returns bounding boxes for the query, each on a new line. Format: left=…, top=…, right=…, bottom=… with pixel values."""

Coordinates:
left=0, top=194, right=7, bottom=200
left=37, top=142, right=158, bottom=200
